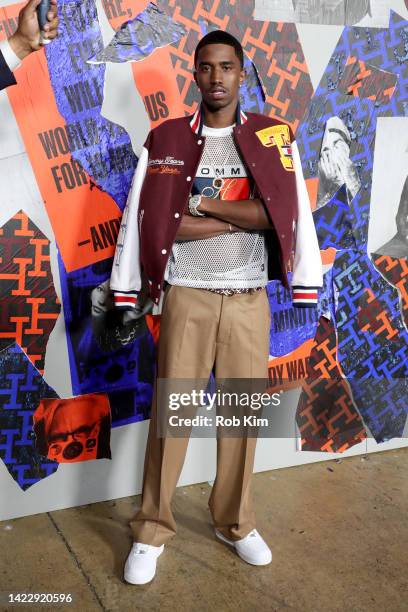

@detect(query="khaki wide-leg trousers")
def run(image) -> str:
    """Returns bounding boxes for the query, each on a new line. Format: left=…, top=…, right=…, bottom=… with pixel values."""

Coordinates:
left=130, top=284, right=271, bottom=546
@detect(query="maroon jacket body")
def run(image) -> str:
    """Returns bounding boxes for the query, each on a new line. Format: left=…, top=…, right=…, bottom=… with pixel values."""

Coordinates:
left=110, top=105, right=323, bottom=308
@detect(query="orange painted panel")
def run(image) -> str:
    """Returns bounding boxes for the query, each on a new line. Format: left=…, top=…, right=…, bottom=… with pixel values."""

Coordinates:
left=1, top=4, right=122, bottom=273
left=132, top=45, right=185, bottom=127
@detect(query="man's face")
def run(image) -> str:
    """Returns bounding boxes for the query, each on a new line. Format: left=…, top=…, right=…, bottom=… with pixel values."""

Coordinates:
left=194, top=43, right=245, bottom=111
left=322, top=130, right=349, bottom=155
left=48, top=401, right=102, bottom=442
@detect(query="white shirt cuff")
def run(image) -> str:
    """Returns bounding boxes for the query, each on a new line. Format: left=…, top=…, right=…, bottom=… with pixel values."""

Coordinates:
left=0, top=39, right=22, bottom=72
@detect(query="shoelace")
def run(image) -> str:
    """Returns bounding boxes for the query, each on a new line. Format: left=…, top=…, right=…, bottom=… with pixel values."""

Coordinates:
left=132, top=543, right=149, bottom=555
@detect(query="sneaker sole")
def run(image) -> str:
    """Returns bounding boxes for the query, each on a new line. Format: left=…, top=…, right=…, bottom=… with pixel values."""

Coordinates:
left=123, top=545, right=164, bottom=585
left=215, top=530, right=272, bottom=566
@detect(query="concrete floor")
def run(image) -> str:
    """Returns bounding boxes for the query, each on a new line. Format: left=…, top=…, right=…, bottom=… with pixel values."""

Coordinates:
left=0, top=448, right=407, bottom=612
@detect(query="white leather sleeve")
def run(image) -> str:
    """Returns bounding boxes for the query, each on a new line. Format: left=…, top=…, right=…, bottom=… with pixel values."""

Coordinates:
left=110, top=146, right=148, bottom=309
left=291, top=140, right=323, bottom=306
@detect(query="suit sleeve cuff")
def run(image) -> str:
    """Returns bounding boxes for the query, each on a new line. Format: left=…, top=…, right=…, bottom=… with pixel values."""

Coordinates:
left=113, top=291, right=139, bottom=310
left=0, top=39, right=22, bottom=72
left=292, top=286, right=320, bottom=308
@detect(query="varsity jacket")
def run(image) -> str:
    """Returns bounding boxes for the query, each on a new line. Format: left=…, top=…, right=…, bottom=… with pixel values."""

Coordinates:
left=110, top=104, right=323, bottom=308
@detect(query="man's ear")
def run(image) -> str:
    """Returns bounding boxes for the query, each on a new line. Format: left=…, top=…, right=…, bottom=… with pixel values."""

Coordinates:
left=193, top=70, right=198, bottom=86
left=239, top=68, right=246, bottom=87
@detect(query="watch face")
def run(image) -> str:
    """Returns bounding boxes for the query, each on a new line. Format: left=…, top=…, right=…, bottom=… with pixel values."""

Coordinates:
left=192, top=195, right=200, bottom=205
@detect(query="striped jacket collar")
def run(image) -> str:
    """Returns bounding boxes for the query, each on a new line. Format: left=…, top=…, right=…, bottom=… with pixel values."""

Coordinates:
left=189, top=102, right=248, bottom=135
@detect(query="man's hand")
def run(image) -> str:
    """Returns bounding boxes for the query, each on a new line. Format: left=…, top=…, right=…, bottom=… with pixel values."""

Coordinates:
left=9, top=0, right=58, bottom=61
left=198, top=195, right=273, bottom=230
left=123, top=298, right=154, bottom=325
left=319, top=150, right=341, bottom=186
left=333, top=147, right=361, bottom=198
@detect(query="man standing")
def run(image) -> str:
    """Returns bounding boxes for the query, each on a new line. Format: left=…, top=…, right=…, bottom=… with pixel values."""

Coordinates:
left=0, top=0, right=58, bottom=91
left=110, top=30, right=323, bottom=584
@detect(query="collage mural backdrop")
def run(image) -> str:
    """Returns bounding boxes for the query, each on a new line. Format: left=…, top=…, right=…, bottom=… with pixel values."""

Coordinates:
left=0, top=0, right=407, bottom=492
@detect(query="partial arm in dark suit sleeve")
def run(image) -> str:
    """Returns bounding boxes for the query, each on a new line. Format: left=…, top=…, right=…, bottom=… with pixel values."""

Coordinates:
left=0, top=49, right=17, bottom=91
left=0, top=0, right=59, bottom=92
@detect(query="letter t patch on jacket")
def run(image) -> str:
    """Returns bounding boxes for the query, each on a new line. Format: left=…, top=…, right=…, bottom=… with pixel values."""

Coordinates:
left=255, top=124, right=294, bottom=172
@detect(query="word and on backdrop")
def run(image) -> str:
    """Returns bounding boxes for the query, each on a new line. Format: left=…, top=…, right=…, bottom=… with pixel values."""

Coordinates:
left=0, top=0, right=407, bottom=491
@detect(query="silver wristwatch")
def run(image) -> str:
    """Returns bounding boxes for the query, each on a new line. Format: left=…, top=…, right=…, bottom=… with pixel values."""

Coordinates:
left=188, top=194, right=205, bottom=216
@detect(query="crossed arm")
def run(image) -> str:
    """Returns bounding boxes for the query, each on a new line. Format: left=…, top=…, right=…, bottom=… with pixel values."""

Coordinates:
left=175, top=196, right=274, bottom=241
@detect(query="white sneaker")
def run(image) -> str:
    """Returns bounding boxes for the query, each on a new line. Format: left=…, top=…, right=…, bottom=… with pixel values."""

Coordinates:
left=123, top=542, right=164, bottom=585
left=215, top=528, right=272, bottom=566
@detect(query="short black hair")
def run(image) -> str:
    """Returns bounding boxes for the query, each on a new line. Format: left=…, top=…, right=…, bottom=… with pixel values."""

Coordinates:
left=194, top=30, right=244, bottom=69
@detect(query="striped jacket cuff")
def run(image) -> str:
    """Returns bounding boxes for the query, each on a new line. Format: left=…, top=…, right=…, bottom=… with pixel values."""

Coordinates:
left=113, top=291, right=138, bottom=310
left=292, top=286, right=320, bottom=308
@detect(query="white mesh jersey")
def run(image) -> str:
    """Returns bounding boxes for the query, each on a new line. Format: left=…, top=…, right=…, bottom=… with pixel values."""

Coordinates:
left=165, top=124, right=268, bottom=289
